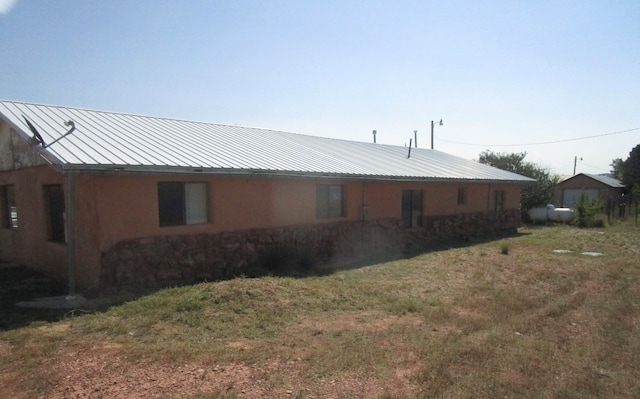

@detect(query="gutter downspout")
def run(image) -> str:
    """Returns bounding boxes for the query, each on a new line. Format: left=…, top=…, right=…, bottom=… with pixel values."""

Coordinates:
left=65, top=172, right=80, bottom=302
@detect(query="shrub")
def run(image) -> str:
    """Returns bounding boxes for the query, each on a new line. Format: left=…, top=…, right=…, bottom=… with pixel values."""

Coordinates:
left=573, top=194, right=605, bottom=228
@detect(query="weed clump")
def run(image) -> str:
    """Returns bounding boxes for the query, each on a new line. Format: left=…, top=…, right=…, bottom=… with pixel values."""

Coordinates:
left=501, top=242, right=510, bottom=255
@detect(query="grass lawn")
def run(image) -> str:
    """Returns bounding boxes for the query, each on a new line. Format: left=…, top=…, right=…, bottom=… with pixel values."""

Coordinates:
left=1, top=222, right=639, bottom=398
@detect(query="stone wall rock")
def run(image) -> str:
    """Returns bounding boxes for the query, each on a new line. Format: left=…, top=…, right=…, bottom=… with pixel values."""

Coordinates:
left=424, top=209, right=521, bottom=241
left=98, top=211, right=520, bottom=294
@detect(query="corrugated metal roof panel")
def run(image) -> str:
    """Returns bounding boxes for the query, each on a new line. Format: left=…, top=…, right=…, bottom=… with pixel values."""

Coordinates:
left=0, top=100, right=534, bottom=182
left=562, top=173, right=625, bottom=188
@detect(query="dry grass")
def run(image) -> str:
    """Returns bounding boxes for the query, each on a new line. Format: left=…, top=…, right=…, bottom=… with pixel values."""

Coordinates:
left=1, top=222, right=639, bottom=398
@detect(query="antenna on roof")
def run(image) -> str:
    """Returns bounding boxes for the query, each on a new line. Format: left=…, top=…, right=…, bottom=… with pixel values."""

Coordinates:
left=23, top=115, right=45, bottom=146
left=47, top=120, right=76, bottom=148
left=23, top=115, right=76, bottom=148
left=407, top=138, right=412, bottom=158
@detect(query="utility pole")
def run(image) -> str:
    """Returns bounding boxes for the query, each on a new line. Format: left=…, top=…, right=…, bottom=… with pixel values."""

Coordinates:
left=573, top=156, right=582, bottom=175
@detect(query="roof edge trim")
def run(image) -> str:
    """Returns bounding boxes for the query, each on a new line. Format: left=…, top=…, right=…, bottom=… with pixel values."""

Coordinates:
left=59, top=164, right=536, bottom=183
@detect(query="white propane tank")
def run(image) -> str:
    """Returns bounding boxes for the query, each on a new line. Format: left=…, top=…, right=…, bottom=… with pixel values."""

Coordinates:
left=528, top=207, right=548, bottom=222
left=528, top=204, right=574, bottom=223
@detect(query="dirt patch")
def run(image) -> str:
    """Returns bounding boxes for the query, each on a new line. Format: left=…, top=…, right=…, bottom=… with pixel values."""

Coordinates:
left=49, top=348, right=256, bottom=398
left=0, top=341, right=11, bottom=357
left=46, top=344, right=417, bottom=398
left=226, top=339, right=255, bottom=351
left=40, top=312, right=424, bottom=398
left=2, top=293, right=424, bottom=398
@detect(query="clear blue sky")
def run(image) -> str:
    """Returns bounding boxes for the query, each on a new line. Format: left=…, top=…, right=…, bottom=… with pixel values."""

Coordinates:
left=1, top=0, right=638, bottom=176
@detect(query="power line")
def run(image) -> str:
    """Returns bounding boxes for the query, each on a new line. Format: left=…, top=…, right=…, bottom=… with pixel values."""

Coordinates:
left=438, top=127, right=640, bottom=147
left=579, top=161, right=610, bottom=172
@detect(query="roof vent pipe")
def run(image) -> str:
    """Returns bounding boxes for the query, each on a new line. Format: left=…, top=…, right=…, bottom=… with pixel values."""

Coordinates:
left=414, top=130, right=418, bottom=147
left=407, top=138, right=412, bottom=158
left=372, top=129, right=376, bottom=143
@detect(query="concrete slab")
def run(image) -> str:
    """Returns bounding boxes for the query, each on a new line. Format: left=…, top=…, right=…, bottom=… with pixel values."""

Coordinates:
left=16, top=295, right=87, bottom=310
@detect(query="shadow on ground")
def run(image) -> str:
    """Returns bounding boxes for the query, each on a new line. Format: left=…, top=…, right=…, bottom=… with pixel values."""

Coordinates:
left=0, top=263, right=68, bottom=330
left=0, top=230, right=530, bottom=330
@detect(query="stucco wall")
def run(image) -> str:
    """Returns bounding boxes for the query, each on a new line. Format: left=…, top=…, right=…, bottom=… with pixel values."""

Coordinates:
left=76, top=174, right=521, bottom=244
left=0, top=120, right=48, bottom=171
left=90, top=175, right=522, bottom=293
left=0, top=165, right=67, bottom=277
left=1, top=167, right=524, bottom=292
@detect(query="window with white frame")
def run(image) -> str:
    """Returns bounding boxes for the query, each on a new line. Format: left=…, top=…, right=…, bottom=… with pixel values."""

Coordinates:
left=157, top=182, right=209, bottom=227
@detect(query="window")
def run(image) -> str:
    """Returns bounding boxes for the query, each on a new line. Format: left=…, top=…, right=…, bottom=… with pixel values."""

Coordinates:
left=494, top=190, right=505, bottom=212
left=2, top=185, right=18, bottom=229
left=158, top=182, right=209, bottom=227
left=316, top=185, right=344, bottom=218
left=402, top=190, right=423, bottom=228
left=457, top=187, right=466, bottom=205
left=44, top=185, right=66, bottom=242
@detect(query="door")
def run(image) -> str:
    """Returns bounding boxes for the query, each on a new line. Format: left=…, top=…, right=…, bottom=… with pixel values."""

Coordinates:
left=402, top=190, right=423, bottom=228
left=562, top=189, right=599, bottom=208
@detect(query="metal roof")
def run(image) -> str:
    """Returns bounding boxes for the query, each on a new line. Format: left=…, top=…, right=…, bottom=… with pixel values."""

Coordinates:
left=562, top=173, right=625, bottom=188
left=0, top=100, right=534, bottom=183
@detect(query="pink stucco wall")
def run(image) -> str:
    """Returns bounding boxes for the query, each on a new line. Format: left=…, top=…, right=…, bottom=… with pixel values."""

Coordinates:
left=0, top=165, right=67, bottom=278
left=78, top=175, right=521, bottom=244
left=1, top=166, right=523, bottom=290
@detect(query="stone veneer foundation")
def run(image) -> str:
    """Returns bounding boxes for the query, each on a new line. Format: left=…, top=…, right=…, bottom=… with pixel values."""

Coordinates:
left=99, top=210, right=520, bottom=293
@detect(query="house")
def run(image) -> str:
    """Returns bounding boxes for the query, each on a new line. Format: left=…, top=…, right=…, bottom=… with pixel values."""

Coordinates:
left=0, top=101, right=534, bottom=294
left=554, top=173, right=626, bottom=208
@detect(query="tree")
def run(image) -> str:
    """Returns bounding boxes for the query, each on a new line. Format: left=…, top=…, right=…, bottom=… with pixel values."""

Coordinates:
left=610, top=158, right=625, bottom=180
left=478, top=150, right=560, bottom=220
left=621, top=144, right=640, bottom=190
left=478, top=151, right=528, bottom=172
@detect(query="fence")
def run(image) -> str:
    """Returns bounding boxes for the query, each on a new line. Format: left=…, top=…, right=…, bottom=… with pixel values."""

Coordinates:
left=605, top=194, right=639, bottom=224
